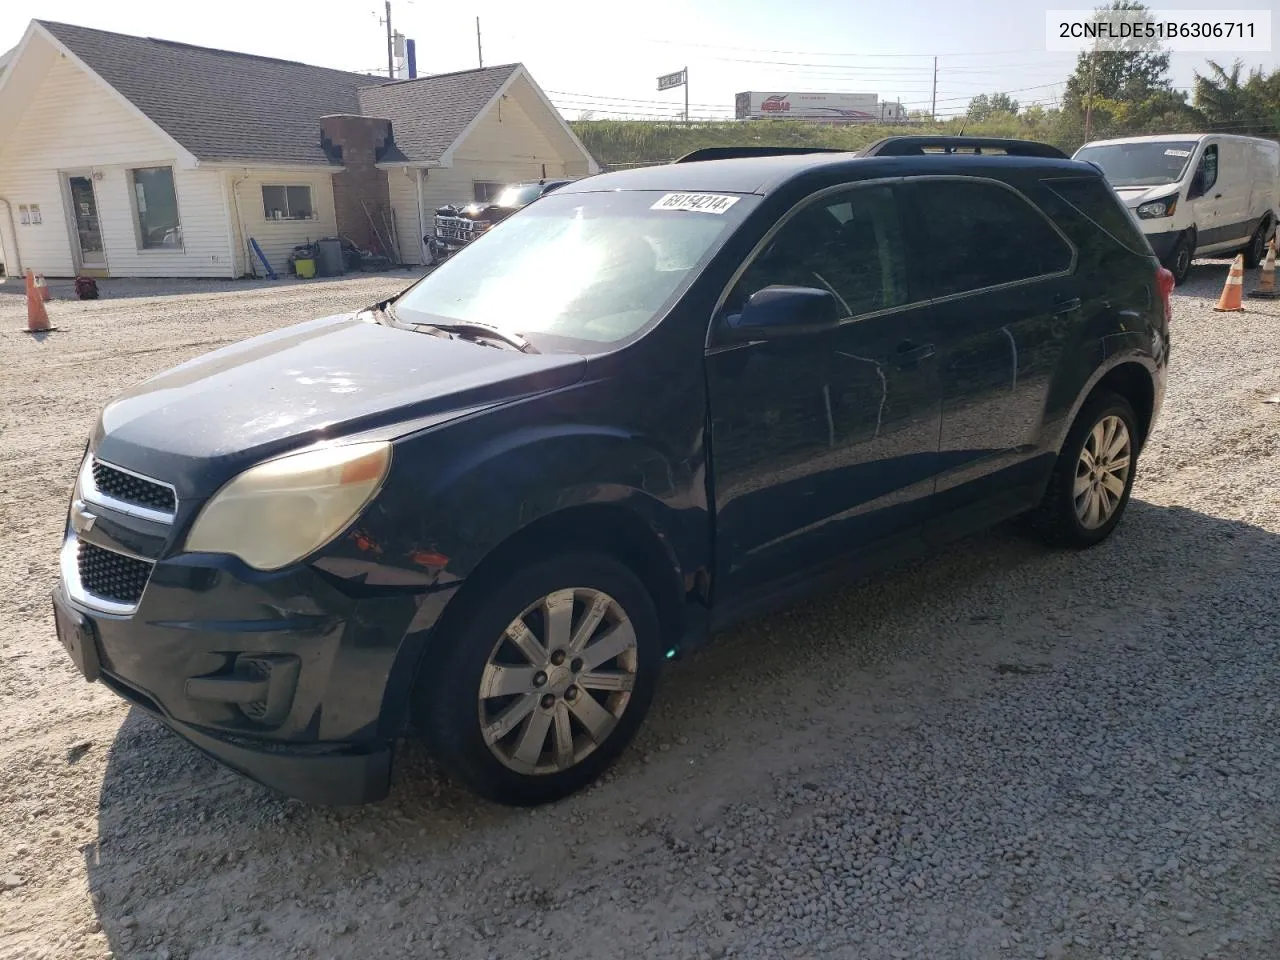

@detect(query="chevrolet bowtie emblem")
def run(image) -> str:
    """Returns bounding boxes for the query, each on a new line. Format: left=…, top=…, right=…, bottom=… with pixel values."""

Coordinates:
left=70, top=500, right=98, bottom=535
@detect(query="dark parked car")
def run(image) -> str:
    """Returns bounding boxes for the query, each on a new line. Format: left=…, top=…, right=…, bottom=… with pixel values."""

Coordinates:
left=429, top=179, right=574, bottom=261
left=54, top=138, right=1171, bottom=808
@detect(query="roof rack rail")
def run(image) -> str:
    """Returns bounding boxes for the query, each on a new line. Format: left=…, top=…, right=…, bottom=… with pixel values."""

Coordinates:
left=858, top=136, right=1069, bottom=159
left=673, top=146, right=849, bottom=163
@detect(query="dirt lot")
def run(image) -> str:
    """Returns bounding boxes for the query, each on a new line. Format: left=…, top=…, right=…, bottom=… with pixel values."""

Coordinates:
left=2, top=264, right=1279, bottom=960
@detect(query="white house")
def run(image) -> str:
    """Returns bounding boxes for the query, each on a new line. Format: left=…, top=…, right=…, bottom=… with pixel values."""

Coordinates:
left=0, top=20, right=598, bottom=279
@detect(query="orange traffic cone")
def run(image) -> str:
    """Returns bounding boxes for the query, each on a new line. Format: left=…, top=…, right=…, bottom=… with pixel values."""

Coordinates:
left=34, top=272, right=51, bottom=301
left=1213, top=255, right=1246, bottom=313
left=1249, top=238, right=1278, bottom=300
left=24, top=268, right=52, bottom=333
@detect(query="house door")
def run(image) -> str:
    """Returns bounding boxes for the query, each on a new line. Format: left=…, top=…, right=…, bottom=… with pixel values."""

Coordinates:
left=66, top=174, right=107, bottom=273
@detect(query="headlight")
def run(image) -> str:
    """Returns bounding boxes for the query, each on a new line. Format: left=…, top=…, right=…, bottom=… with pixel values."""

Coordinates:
left=185, top=441, right=392, bottom=570
left=1137, top=195, right=1178, bottom=219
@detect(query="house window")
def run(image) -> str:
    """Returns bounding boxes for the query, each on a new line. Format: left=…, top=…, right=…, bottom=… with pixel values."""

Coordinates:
left=131, top=166, right=182, bottom=249
left=261, top=185, right=314, bottom=220
left=473, top=181, right=505, bottom=202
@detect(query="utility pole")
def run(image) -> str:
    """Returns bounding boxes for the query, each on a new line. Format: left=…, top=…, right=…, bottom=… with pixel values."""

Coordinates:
left=684, top=66, right=689, bottom=125
left=930, top=56, right=938, bottom=121
left=476, top=17, right=483, bottom=68
left=1084, top=45, right=1097, bottom=141
left=384, top=1, right=394, bottom=79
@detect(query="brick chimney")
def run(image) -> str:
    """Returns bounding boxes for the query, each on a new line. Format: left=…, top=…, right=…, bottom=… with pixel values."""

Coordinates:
left=320, top=115, right=395, bottom=254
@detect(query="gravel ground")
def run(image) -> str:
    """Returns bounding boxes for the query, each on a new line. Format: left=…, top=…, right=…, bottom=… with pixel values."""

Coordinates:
left=1, top=260, right=1278, bottom=960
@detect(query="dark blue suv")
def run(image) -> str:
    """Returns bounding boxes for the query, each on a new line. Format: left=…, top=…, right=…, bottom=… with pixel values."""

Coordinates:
left=53, top=138, right=1171, bottom=807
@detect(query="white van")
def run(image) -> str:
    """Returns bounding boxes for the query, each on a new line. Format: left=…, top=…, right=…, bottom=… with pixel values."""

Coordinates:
left=1073, top=133, right=1280, bottom=284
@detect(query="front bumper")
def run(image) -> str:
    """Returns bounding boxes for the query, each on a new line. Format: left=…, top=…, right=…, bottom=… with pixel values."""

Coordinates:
left=98, top=658, right=393, bottom=805
left=1142, top=228, right=1181, bottom=262
left=53, top=512, right=451, bottom=804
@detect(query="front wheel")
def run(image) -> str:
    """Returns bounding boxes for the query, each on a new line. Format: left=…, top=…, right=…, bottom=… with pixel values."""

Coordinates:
left=1028, top=391, right=1140, bottom=548
left=419, top=551, right=661, bottom=806
left=1168, top=235, right=1193, bottom=285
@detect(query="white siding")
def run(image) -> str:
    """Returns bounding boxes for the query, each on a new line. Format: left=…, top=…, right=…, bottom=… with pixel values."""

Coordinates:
left=386, top=167, right=427, bottom=265
left=0, top=53, right=232, bottom=278
left=452, top=83, right=576, bottom=179
left=397, top=75, right=594, bottom=255
left=226, top=169, right=338, bottom=277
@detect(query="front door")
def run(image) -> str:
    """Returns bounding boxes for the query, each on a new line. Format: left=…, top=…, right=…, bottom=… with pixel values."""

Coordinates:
left=706, top=181, right=942, bottom=606
left=1186, top=142, right=1223, bottom=254
left=66, top=174, right=107, bottom=273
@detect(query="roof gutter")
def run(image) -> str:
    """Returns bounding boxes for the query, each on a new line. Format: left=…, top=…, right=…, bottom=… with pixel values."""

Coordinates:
left=375, top=160, right=444, bottom=170
left=194, top=160, right=348, bottom=173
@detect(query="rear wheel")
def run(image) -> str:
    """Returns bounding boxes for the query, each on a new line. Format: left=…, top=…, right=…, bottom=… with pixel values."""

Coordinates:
left=1028, top=391, right=1140, bottom=548
left=419, top=551, right=661, bottom=806
left=1243, top=221, right=1272, bottom=269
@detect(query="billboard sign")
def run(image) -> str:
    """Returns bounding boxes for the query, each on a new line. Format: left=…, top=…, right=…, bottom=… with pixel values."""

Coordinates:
left=735, top=91, right=901, bottom=121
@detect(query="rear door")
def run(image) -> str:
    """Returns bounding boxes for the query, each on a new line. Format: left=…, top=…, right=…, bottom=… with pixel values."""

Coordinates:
left=897, top=176, right=1078, bottom=533
left=705, top=181, right=942, bottom=605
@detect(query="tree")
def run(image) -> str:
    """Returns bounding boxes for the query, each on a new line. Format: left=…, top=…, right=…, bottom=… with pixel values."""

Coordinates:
left=1194, top=61, right=1280, bottom=137
left=1063, top=0, right=1172, bottom=111
left=966, top=92, right=1021, bottom=122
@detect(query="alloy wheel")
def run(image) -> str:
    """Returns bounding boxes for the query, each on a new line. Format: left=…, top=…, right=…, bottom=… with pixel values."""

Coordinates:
left=1074, top=415, right=1132, bottom=530
left=478, top=588, right=638, bottom=775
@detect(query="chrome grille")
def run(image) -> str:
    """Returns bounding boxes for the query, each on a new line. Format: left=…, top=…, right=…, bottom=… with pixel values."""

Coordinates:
left=91, top=460, right=176, bottom=514
left=77, top=541, right=152, bottom=606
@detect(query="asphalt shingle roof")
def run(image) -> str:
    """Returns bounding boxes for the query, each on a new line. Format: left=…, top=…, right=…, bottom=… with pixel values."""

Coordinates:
left=356, top=65, right=519, bottom=163
left=36, top=21, right=519, bottom=166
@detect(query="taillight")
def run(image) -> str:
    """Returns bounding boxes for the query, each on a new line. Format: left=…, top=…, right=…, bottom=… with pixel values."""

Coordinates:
left=1155, top=265, right=1174, bottom=325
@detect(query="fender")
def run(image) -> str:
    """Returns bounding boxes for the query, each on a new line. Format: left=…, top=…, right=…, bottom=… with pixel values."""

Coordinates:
left=1049, top=346, right=1160, bottom=455
left=375, top=420, right=705, bottom=578
left=354, top=415, right=710, bottom=737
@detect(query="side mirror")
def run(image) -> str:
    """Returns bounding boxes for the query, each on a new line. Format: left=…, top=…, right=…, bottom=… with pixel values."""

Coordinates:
left=1188, top=172, right=1204, bottom=200
left=724, top=285, right=842, bottom=340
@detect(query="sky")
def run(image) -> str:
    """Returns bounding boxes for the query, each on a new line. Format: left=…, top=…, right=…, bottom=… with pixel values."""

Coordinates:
left=3, top=0, right=1277, bottom=122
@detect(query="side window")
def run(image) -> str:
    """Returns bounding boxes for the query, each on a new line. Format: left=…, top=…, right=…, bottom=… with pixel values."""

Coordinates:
left=1197, top=145, right=1219, bottom=193
left=728, top=184, right=908, bottom=319
left=903, top=179, right=1073, bottom=299
left=1043, top=176, right=1148, bottom=256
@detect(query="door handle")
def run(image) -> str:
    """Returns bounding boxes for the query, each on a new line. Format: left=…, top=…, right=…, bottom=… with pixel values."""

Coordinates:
left=1213, top=193, right=1222, bottom=199
left=893, top=340, right=935, bottom=366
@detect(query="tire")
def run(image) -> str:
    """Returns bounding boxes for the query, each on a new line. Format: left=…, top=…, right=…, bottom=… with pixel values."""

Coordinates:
left=1028, top=391, right=1140, bottom=549
left=1168, top=235, right=1193, bottom=285
left=418, top=551, right=662, bottom=806
left=1243, top=221, right=1271, bottom=269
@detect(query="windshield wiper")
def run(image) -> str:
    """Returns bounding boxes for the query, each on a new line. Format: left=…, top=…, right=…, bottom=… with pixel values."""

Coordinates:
left=418, top=321, right=539, bottom=354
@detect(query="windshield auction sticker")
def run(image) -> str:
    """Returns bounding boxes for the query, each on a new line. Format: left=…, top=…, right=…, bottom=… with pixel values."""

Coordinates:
left=651, top=193, right=741, bottom=214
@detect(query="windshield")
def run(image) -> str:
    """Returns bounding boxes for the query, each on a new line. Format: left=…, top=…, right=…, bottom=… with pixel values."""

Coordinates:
left=1074, top=141, right=1198, bottom=188
left=395, top=189, right=753, bottom=346
left=494, top=185, right=542, bottom=207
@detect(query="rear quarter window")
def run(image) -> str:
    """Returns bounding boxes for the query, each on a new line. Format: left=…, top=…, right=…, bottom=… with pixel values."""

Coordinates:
left=1043, top=176, right=1152, bottom=257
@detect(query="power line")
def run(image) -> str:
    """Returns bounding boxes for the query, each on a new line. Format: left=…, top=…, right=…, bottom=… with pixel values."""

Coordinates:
left=610, top=37, right=1053, bottom=59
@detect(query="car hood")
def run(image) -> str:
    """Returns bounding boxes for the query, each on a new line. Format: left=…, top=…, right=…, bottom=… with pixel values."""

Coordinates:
left=93, top=313, right=586, bottom=498
left=1112, top=184, right=1181, bottom=209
